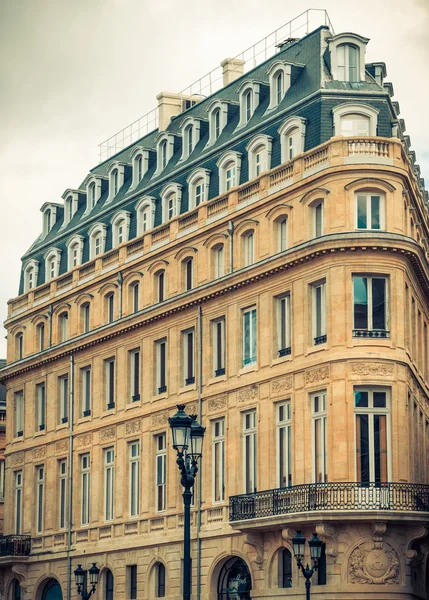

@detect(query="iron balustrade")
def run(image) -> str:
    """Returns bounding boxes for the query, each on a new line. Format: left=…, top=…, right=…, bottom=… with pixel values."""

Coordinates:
left=353, top=329, right=390, bottom=339
left=314, top=335, right=327, bottom=345
left=229, top=482, right=429, bottom=522
left=0, top=535, right=31, bottom=557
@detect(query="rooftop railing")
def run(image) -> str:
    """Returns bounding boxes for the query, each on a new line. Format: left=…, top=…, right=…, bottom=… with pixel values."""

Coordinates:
left=229, top=482, right=429, bottom=522
left=0, top=535, right=31, bottom=557
left=98, top=9, right=334, bottom=162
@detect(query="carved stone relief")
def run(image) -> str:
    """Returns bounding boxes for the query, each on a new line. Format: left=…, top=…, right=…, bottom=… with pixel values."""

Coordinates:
left=125, top=420, right=141, bottom=436
left=208, top=396, right=227, bottom=412
left=244, top=532, right=264, bottom=569
left=351, top=362, right=394, bottom=377
left=238, top=385, right=258, bottom=403
left=271, top=376, right=293, bottom=396
left=305, top=366, right=330, bottom=385
left=151, top=412, right=168, bottom=428
left=56, top=440, right=69, bottom=454
left=76, top=433, right=92, bottom=448
left=100, top=427, right=116, bottom=441
left=349, top=541, right=400, bottom=584
left=33, top=446, right=46, bottom=460
left=11, top=452, right=24, bottom=466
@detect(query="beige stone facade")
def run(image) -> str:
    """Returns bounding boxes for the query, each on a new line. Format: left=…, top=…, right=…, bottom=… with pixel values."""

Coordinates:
left=0, top=133, right=429, bottom=600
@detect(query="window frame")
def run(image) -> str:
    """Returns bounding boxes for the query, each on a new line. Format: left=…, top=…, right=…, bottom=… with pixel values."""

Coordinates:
left=104, top=447, right=115, bottom=521
left=355, top=192, right=385, bottom=230
left=155, top=434, right=167, bottom=513
left=242, top=410, right=257, bottom=493
left=81, top=366, right=92, bottom=417
left=277, top=401, right=292, bottom=488
left=36, top=464, right=45, bottom=533
left=104, top=357, right=116, bottom=410
left=129, top=441, right=140, bottom=518
left=129, top=348, right=141, bottom=402
left=212, top=317, right=226, bottom=377
left=311, top=280, right=327, bottom=345
left=242, top=306, right=257, bottom=367
left=267, top=61, right=292, bottom=109
left=246, top=134, right=273, bottom=179
left=212, top=418, right=225, bottom=502
left=216, top=151, right=242, bottom=194
left=352, top=275, right=388, bottom=335
left=59, top=459, right=67, bottom=530
left=81, top=453, right=91, bottom=525
left=312, top=391, right=328, bottom=483
left=278, top=117, right=307, bottom=163
left=277, top=294, right=291, bottom=357
left=156, top=338, right=167, bottom=394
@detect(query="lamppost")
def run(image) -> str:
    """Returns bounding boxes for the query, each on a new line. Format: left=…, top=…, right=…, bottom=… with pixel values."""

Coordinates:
left=292, top=531, right=323, bottom=600
left=74, top=563, right=100, bottom=599
left=169, top=405, right=205, bottom=600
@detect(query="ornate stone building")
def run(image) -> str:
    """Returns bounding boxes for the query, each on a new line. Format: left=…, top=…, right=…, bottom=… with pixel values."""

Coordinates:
left=1, top=10, right=429, bottom=600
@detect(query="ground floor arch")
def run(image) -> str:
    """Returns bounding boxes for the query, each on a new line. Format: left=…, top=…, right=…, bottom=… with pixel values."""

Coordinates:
left=217, top=557, right=252, bottom=600
left=40, top=580, right=62, bottom=600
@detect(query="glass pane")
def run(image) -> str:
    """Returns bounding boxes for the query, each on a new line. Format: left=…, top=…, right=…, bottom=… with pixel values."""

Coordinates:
left=357, top=195, right=367, bottom=228
left=373, top=391, right=386, bottom=408
left=371, top=196, right=381, bottom=229
left=348, top=46, right=358, bottom=82
left=251, top=309, right=257, bottom=360
left=354, top=277, right=368, bottom=329
left=356, top=415, right=369, bottom=483
left=374, top=415, right=388, bottom=483
left=372, top=278, right=386, bottom=329
left=355, top=391, right=368, bottom=407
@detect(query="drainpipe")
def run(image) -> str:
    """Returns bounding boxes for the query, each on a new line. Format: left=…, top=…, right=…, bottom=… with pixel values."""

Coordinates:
left=67, top=355, right=75, bottom=600
left=117, top=271, right=124, bottom=319
left=227, top=220, right=234, bottom=273
left=49, top=304, right=54, bottom=348
left=196, top=304, right=203, bottom=600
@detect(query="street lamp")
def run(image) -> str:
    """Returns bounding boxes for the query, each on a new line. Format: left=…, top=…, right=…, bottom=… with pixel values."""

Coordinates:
left=169, top=405, right=205, bottom=600
left=74, top=563, right=100, bottom=599
left=292, top=531, right=322, bottom=600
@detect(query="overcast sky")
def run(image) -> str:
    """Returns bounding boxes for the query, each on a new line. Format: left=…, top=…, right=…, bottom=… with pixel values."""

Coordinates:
left=0, top=0, right=428, bottom=358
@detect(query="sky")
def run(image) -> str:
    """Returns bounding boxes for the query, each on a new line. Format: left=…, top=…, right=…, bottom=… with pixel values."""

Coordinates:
left=0, top=0, right=428, bottom=358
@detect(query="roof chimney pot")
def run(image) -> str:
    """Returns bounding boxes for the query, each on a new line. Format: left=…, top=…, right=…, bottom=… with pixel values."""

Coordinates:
left=221, top=58, right=245, bottom=86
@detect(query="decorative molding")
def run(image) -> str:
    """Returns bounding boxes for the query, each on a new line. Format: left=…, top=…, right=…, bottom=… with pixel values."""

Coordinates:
left=405, top=525, right=428, bottom=562
left=187, top=403, right=198, bottom=415
left=33, top=446, right=46, bottom=460
left=100, top=427, right=116, bottom=441
left=151, top=412, right=168, bottom=428
left=349, top=541, right=400, bottom=584
left=305, top=366, right=330, bottom=385
left=208, top=395, right=227, bottom=412
left=316, top=523, right=338, bottom=562
left=10, top=452, right=24, bottom=466
left=351, top=362, right=394, bottom=377
left=244, top=532, right=264, bottom=569
left=372, top=522, right=387, bottom=549
left=281, top=528, right=297, bottom=541
left=75, top=433, right=92, bottom=448
left=56, top=440, right=69, bottom=454
left=125, top=420, right=141, bottom=436
left=271, top=376, right=293, bottom=395
left=238, top=385, right=258, bottom=403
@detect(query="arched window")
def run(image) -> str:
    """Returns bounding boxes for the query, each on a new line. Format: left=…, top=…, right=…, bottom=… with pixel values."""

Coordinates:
left=329, top=32, right=368, bottom=82
left=237, top=81, right=260, bottom=127
left=244, top=90, right=252, bottom=122
left=41, top=578, right=62, bottom=600
left=279, top=548, right=292, bottom=588
left=23, top=259, right=39, bottom=293
left=37, top=323, right=45, bottom=351
left=157, top=270, right=165, bottom=303
left=111, top=211, right=131, bottom=247
left=213, top=245, right=224, bottom=279
left=89, top=223, right=107, bottom=259
left=243, top=231, right=255, bottom=267
left=107, top=163, right=126, bottom=202
left=59, top=312, right=69, bottom=342
left=105, top=570, right=114, bottom=600
left=137, top=155, right=143, bottom=180
left=187, top=169, right=210, bottom=209
left=81, top=302, right=91, bottom=333
left=15, top=333, right=23, bottom=360
left=246, top=135, right=273, bottom=179
left=89, top=182, right=96, bottom=208
left=64, top=196, right=73, bottom=225
left=184, top=258, right=194, bottom=291
left=278, top=217, right=288, bottom=251
left=112, top=169, right=119, bottom=195
left=160, top=140, right=167, bottom=169
left=217, top=152, right=242, bottom=194
left=136, top=197, right=156, bottom=235
left=12, top=579, right=21, bottom=600
left=206, top=100, right=229, bottom=146
left=161, top=184, right=182, bottom=222
left=131, top=147, right=150, bottom=188
left=278, top=117, right=307, bottom=163
left=214, top=108, right=221, bottom=139
left=83, top=175, right=104, bottom=214
left=267, top=61, right=292, bottom=108
left=332, top=103, right=378, bottom=137
left=45, top=248, right=62, bottom=282
left=337, top=44, right=359, bottom=82
left=61, top=190, right=79, bottom=227
left=318, top=543, right=327, bottom=584
left=67, top=235, right=84, bottom=270
left=156, top=563, right=166, bottom=598
left=106, top=293, right=115, bottom=324
left=130, top=281, right=139, bottom=313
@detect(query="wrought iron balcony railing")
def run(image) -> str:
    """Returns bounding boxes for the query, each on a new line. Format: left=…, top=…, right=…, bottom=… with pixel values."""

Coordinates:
left=353, top=329, right=390, bottom=339
left=229, top=482, right=429, bottom=522
left=0, top=535, right=31, bottom=557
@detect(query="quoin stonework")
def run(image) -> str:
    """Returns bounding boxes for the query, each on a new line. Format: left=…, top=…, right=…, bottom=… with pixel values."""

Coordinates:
left=1, top=9, right=429, bottom=600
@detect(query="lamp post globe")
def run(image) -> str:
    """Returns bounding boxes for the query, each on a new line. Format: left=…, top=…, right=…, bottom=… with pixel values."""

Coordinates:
left=88, top=563, right=100, bottom=587
left=292, top=530, right=306, bottom=562
left=189, top=415, right=206, bottom=461
left=168, top=404, right=192, bottom=453
left=309, top=532, right=323, bottom=562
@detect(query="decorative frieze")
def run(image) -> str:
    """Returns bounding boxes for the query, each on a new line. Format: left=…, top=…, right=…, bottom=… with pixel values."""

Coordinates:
left=208, top=395, right=227, bottom=412
left=100, top=427, right=116, bottom=442
left=349, top=541, right=400, bottom=584
left=351, top=362, right=394, bottom=377
left=75, top=433, right=92, bottom=448
left=55, top=440, right=68, bottom=454
left=271, top=376, right=293, bottom=396
left=305, top=366, right=330, bottom=385
left=151, top=412, right=168, bottom=428
left=238, top=385, right=258, bottom=403
left=125, top=420, right=141, bottom=435
left=33, top=446, right=46, bottom=460
left=10, top=452, right=24, bottom=466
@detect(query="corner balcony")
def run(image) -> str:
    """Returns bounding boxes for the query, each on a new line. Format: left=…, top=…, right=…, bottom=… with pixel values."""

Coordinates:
left=229, top=482, right=429, bottom=529
left=0, top=535, right=31, bottom=557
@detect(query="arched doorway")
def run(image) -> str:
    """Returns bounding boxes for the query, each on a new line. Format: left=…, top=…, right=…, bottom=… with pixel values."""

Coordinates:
left=217, top=557, right=252, bottom=600
left=41, top=579, right=62, bottom=600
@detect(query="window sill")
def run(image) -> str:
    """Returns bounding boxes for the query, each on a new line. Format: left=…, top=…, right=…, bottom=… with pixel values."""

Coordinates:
left=154, top=392, right=168, bottom=401
left=271, top=353, right=293, bottom=367
left=12, top=435, right=24, bottom=443
left=207, top=374, right=227, bottom=386
left=179, top=383, right=197, bottom=394
left=77, top=415, right=92, bottom=425
left=56, top=422, right=69, bottom=431
left=101, top=408, right=117, bottom=418
left=125, top=401, right=141, bottom=411
left=34, top=430, right=46, bottom=438
left=238, top=363, right=258, bottom=376
left=306, top=344, right=328, bottom=356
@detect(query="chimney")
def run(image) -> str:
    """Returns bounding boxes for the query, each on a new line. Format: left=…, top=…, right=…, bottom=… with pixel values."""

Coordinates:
left=221, top=58, right=245, bottom=86
left=157, top=92, right=183, bottom=131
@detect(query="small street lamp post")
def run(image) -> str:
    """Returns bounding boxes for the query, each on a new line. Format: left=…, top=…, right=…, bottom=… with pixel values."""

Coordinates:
left=292, top=531, right=323, bottom=600
left=74, top=563, right=100, bottom=599
left=169, top=405, right=205, bottom=600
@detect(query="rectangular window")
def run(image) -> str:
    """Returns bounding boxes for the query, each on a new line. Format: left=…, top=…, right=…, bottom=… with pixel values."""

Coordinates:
left=277, top=295, right=291, bottom=356
left=243, top=410, right=257, bottom=493
left=213, top=418, right=225, bottom=502
left=59, top=459, right=67, bottom=529
left=213, top=318, right=226, bottom=376
left=129, top=441, right=140, bottom=517
left=312, top=392, right=328, bottom=483
left=226, top=165, right=236, bottom=190
left=81, top=454, right=90, bottom=525
left=81, top=367, right=91, bottom=417
left=129, top=349, right=140, bottom=402
left=105, top=358, right=115, bottom=410
left=15, top=390, right=24, bottom=437
left=242, top=307, right=257, bottom=367
left=59, top=374, right=69, bottom=424
left=132, top=283, right=139, bottom=313
left=214, top=246, right=224, bottom=279
left=15, top=470, right=23, bottom=534
left=128, top=565, right=137, bottom=600
left=183, top=329, right=195, bottom=385
left=355, top=388, right=389, bottom=483
left=158, top=272, right=165, bottom=303
left=353, top=276, right=387, bottom=336
left=278, top=218, right=288, bottom=252
left=83, top=304, right=91, bottom=333
left=312, top=281, right=326, bottom=345
left=277, top=402, right=292, bottom=488
left=314, top=202, right=324, bottom=237
left=156, top=339, right=167, bottom=394
left=107, top=294, right=114, bottom=323
left=36, top=465, right=44, bottom=533
left=356, top=194, right=382, bottom=230
left=185, top=259, right=193, bottom=291
left=243, top=233, right=254, bottom=267
left=36, top=383, right=46, bottom=431
left=104, top=447, right=114, bottom=521
left=156, top=434, right=167, bottom=512
left=0, top=460, right=5, bottom=502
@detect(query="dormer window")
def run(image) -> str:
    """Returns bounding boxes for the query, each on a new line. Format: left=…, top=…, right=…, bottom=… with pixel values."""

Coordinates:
left=328, top=33, right=369, bottom=83
left=237, top=81, right=261, bottom=128
left=267, top=61, right=292, bottom=109
left=130, top=147, right=150, bottom=188
left=180, top=118, right=202, bottom=161
left=278, top=117, right=307, bottom=162
left=83, top=175, right=105, bottom=214
left=161, top=183, right=182, bottom=222
left=155, top=133, right=175, bottom=176
left=111, top=210, right=131, bottom=247
left=160, top=141, right=167, bottom=168
left=187, top=169, right=211, bottom=209
left=89, top=183, right=96, bottom=208
left=136, top=196, right=156, bottom=235
left=332, top=103, right=378, bottom=137
left=113, top=170, right=119, bottom=195
left=23, top=259, right=39, bottom=293
left=246, top=135, right=273, bottom=179
left=217, top=151, right=242, bottom=194
left=206, top=100, right=230, bottom=146
left=66, top=235, right=84, bottom=269
left=107, top=162, right=126, bottom=202
left=88, top=223, right=107, bottom=259
left=44, top=248, right=62, bottom=282
left=41, top=203, right=60, bottom=238
left=61, top=189, right=79, bottom=228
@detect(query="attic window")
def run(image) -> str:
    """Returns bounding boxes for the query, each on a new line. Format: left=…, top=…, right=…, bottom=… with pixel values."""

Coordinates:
left=206, top=100, right=229, bottom=146
left=267, top=61, right=291, bottom=109
left=337, top=44, right=359, bottom=82
left=131, top=148, right=150, bottom=188
left=328, top=32, right=369, bottom=83
left=180, top=118, right=201, bottom=161
left=237, top=81, right=260, bottom=128
left=45, top=248, right=62, bottom=282
left=155, top=133, right=175, bottom=176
